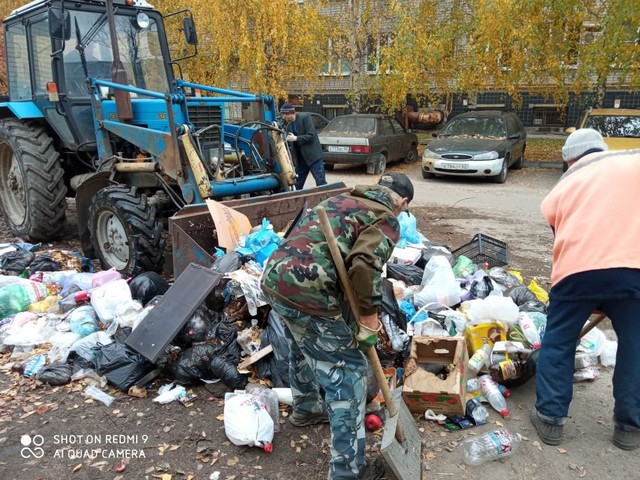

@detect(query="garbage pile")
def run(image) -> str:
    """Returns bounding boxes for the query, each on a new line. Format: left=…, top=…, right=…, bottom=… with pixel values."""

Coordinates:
left=0, top=212, right=618, bottom=453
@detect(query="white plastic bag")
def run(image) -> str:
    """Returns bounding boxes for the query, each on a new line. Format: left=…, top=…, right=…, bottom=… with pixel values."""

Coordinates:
left=47, top=331, right=82, bottom=363
left=599, top=340, right=617, bottom=367
left=84, top=385, right=115, bottom=406
left=224, top=392, right=275, bottom=450
left=153, top=383, right=186, bottom=404
left=414, top=256, right=461, bottom=308
left=90, top=279, right=133, bottom=324
left=464, top=296, right=519, bottom=327
left=68, top=331, right=113, bottom=361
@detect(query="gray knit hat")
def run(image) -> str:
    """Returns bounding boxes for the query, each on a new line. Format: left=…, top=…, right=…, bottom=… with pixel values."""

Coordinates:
left=562, top=128, right=608, bottom=162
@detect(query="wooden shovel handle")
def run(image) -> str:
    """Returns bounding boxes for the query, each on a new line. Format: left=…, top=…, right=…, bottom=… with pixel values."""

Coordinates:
left=317, top=207, right=404, bottom=438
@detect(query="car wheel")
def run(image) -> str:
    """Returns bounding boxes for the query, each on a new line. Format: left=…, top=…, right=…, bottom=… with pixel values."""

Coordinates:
left=491, top=158, right=508, bottom=184
left=404, top=145, right=419, bottom=164
left=422, top=170, right=435, bottom=179
left=371, top=153, right=387, bottom=175
left=512, top=146, right=525, bottom=170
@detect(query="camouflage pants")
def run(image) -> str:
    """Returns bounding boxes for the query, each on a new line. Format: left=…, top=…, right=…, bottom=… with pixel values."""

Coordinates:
left=265, top=295, right=367, bottom=480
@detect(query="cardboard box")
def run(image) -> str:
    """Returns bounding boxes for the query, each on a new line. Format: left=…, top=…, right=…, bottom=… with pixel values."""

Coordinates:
left=402, top=336, right=468, bottom=415
left=464, top=322, right=506, bottom=356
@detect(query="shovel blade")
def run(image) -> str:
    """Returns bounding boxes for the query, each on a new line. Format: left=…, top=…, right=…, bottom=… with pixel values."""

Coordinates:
left=380, top=388, right=422, bottom=480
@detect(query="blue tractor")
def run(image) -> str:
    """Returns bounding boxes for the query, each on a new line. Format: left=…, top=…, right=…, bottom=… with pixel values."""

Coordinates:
left=0, top=0, right=296, bottom=275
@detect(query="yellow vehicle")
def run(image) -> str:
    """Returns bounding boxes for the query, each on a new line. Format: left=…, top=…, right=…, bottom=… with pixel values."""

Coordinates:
left=564, top=108, right=640, bottom=170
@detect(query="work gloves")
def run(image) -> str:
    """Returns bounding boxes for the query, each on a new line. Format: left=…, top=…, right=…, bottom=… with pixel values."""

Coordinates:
left=353, top=320, right=382, bottom=351
left=286, top=133, right=297, bottom=142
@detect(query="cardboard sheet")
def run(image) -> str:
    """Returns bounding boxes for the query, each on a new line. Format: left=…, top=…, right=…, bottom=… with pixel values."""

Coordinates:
left=205, top=199, right=252, bottom=251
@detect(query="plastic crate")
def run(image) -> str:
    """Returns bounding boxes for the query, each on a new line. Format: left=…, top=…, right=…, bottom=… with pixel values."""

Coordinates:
left=452, top=233, right=509, bottom=268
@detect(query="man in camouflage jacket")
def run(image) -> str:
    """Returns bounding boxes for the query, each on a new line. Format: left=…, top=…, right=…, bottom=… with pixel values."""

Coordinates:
left=261, top=173, right=414, bottom=480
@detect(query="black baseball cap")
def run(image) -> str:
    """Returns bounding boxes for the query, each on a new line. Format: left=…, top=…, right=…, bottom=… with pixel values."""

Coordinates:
left=378, top=173, right=414, bottom=203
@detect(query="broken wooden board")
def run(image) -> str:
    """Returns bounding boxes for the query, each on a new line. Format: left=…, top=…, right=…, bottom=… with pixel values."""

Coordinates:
left=125, top=263, right=222, bottom=363
left=237, top=345, right=274, bottom=373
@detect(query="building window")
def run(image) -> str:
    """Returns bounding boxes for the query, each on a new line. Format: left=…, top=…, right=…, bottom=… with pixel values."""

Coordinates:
left=320, top=38, right=351, bottom=76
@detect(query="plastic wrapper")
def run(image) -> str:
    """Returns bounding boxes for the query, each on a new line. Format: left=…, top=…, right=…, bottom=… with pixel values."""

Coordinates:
left=235, top=219, right=282, bottom=264
left=224, top=267, right=267, bottom=317
left=152, top=383, right=186, bottom=404
left=68, top=331, right=112, bottom=361
left=257, top=310, right=290, bottom=388
left=224, top=392, right=274, bottom=450
left=129, top=272, right=170, bottom=306
left=599, top=340, right=617, bottom=367
left=60, top=272, right=94, bottom=297
left=36, top=363, right=72, bottom=385
left=414, top=256, right=461, bottom=308
left=93, top=342, right=153, bottom=391
left=396, top=211, right=421, bottom=247
left=453, top=255, right=475, bottom=278
left=68, top=305, right=100, bottom=338
left=573, top=366, right=599, bottom=382
left=84, top=385, right=115, bottom=406
left=385, top=263, right=424, bottom=287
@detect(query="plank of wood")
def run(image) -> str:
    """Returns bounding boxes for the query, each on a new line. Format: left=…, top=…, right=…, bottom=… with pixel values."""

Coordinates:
left=237, top=345, right=274, bottom=372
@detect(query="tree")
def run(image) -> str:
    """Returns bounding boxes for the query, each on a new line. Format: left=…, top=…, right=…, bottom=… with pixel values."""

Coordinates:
left=154, top=0, right=329, bottom=102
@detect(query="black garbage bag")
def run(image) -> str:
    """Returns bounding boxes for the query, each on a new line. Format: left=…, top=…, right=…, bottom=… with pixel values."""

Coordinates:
left=93, top=342, right=153, bottom=391
left=29, top=255, right=62, bottom=273
left=165, top=343, right=217, bottom=385
left=380, top=278, right=407, bottom=332
left=36, top=363, right=72, bottom=385
left=174, top=306, right=213, bottom=347
left=0, top=250, right=35, bottom=272
left=489, top=267, right=523, bottom=290
left=256, top=309, right=291, bottom=387
left=415, top=243, right=454, bottom=269
left=470, top=276, right=494, bottom=299
left=206, top=320, right=242, bottom=364
left=508, top=286, right=547, bottom=313
left=129, top=272, right=170, bottom=306
left=386, top=263, right=424, bottom=287
left=209, top=356, right=248, bottom=390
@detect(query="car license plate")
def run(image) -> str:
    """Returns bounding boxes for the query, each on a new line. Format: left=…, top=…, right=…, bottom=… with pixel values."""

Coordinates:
left=328, top=145, right=350, bottom=153
left=439, top=161, right=468, bottom=170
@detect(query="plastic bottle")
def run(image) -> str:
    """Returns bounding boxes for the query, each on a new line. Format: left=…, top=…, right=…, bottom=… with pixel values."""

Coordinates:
left=516, top=312, right=541, bottom=349
left=58, top=290, right=91, bottom=313
left=467, top=341, right=492, bottom=376
left=478, top=374, right=509, bottom=417
left=461, top=428, right=522, bottom=466
left=497, top=383, right=511, bottom=398
left=466, top=398, right=489, bottom=425
left=489, top=359, right=527, bottom=383
left=23, top=354, right=46, bottom=378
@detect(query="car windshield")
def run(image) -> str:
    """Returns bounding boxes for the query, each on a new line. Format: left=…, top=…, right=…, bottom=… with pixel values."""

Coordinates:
left=324, top=116, right=376, bottom=135
left=441, top=117, right=506, bottom=139
left=584, top=115, right=640, bottom=138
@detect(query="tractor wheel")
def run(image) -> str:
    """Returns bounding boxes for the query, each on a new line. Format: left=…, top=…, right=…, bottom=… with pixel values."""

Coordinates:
left=88, top=185, right=165, bottom=276
left=0, top=119, right=67, bottom=240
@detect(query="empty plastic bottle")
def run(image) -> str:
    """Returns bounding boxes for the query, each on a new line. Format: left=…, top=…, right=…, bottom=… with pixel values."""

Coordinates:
left=497, top=383, right=511, bottom=398
left=58, top=290, right=91, bottom=313
left=467, top=341, right=492, bottom=376
left=466, top=398, right=489, bottom=425
left=478, top=374, right=509, bottom=417
left=516, top=312, right=541, bottom=349
left=461, top=428, right=522, bottom=466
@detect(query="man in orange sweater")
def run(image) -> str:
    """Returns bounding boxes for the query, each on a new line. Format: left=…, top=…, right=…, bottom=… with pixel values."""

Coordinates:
left=531, top=128, right=640, bottom=451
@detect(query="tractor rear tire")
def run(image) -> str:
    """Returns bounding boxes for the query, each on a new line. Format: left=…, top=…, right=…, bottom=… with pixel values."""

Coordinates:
left=88, top=185, right=165, bottom=276
left=0, top=120, right=67, bottom=240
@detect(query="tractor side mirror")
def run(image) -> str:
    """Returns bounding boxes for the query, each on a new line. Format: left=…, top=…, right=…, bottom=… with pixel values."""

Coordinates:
left=49, top=8, right=71, bottom=41
left=183, top=17, right=197, bottom=45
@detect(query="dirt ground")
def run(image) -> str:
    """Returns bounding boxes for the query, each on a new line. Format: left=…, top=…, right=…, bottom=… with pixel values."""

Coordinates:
left=0, top=166, right=635, bottom=480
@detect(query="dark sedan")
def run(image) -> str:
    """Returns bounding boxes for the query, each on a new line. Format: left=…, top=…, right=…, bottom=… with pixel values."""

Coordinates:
left=421, top=110, right=527, bottom=183
left=319, top=114, right=419, bottom=174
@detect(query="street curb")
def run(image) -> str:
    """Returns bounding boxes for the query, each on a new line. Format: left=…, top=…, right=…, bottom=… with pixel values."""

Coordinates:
left=523, top=161, right=563, bottom=169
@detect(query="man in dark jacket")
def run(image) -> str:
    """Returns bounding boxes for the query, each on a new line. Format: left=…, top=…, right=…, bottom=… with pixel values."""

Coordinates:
left=261, top=173, right=414, bottom=480
left=280, top=103, right=328, bottom=190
